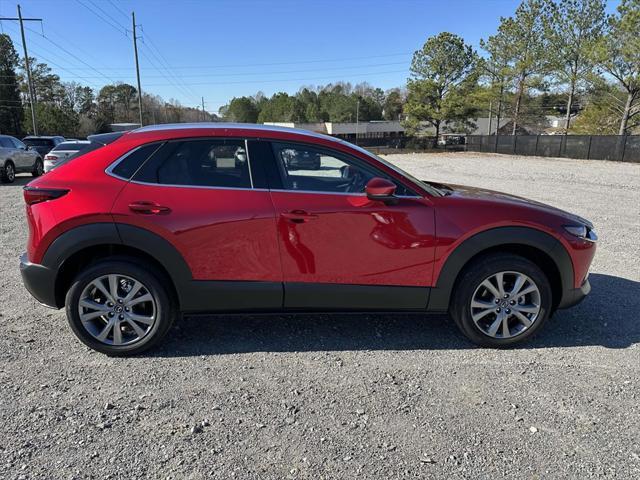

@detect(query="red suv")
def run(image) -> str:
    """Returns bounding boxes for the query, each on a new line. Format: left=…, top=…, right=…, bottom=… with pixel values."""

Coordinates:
left=19, top=124, right=596, bottom=355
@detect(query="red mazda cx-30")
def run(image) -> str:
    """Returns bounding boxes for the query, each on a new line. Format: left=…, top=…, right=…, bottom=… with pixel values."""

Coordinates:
left=20, top=124, right=596, bottom=355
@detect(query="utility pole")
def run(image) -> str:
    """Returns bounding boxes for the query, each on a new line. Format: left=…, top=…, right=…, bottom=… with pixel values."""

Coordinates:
left=201, top=97, right=206, bottom=122
left=355, top=99, right=360, bottom=145
left=131, top=11, right=143, bottom=126
left=1, top=6, right=42, bottom=135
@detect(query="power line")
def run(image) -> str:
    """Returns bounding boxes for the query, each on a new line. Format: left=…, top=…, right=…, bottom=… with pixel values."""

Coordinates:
left=138, top=26, right=201, bottom=101
left=87, top=0, right=128, bottom=31
left=36, top=52, right=414, bottom=71
left=74, top=0, right=128, bottom=36
left=142, top=69, right=409, bottom=87
left=0, top=60, right=410, bottom=80
left=107, top=0, right=129, bottom=21
left=23, top=24, right=119, bottom=84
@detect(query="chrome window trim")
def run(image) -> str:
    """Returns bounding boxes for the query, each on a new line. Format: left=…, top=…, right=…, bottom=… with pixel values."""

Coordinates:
left=105, top=138, right=254, bottom=189
left=268, top=188, right=422, bottom=199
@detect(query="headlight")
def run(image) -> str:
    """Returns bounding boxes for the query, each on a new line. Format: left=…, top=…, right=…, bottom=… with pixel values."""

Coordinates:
left=564, top=224, right=597, bottom=242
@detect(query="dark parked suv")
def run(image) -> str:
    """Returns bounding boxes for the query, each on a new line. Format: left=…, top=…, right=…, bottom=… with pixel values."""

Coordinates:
left=20, top=124, right=596, bottom=355
left=22, top=136, right=65, bottom=158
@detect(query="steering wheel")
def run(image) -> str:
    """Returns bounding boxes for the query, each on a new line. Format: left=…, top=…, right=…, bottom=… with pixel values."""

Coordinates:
left=336, top=165, right=362, bottom=192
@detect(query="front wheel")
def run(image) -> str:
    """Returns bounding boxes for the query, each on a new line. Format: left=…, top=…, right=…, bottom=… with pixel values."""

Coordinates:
left=65, top=259, right=176, bottom=355
left=450, top=254, right=552, bottom=347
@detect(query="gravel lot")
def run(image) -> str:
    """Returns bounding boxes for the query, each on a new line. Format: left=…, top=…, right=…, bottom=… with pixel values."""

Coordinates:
left=1, top=152, right=639, bottom=479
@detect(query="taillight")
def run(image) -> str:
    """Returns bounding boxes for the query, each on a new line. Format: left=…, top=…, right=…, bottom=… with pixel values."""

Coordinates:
left=23, top=186, right=69, bottom=205
left=44, top=154, right=58, bottom=161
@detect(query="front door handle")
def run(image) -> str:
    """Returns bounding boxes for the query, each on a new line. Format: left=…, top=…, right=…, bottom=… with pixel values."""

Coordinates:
left=281, top=210, right=318, bottom=223
left=129, top=201, right=171, bottom=215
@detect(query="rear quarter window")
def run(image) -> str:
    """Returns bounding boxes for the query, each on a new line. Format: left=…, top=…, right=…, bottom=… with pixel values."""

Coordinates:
left=111, top=143, right=164, bottom=180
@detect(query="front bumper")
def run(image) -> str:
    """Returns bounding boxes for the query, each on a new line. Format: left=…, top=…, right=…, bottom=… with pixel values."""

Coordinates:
left=558, top=277, right=591, bottom=309
left=20, top=253, right=59, bottom=309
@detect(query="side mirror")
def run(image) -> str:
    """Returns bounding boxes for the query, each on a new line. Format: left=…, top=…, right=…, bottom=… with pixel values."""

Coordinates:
left=365, top=177, right=398, bottom=205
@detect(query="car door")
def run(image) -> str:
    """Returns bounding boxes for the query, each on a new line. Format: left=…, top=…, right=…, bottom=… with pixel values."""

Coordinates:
left=266, top=141, right=437, bottom=310
left=9, top=138, right=31, bottom=170
left=110, top=137, right=283, bottom=311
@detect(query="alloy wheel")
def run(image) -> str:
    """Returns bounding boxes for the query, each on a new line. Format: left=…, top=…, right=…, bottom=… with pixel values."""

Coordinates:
left=78, top=274, right=157, bottom=346
left=469, top=271, right=541, bottom=339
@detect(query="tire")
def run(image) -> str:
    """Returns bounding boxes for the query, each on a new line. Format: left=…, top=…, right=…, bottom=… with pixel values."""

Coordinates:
left=449, top=253, right=552, bottom=347
left=1, top=161, right=15, bottom=183
left=32, top=158, right=44, bottom=177
left=65, top=259, right=176, bottom=356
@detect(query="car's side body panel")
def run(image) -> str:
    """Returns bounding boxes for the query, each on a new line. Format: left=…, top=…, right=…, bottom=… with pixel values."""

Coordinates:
left=111, top=183, right=281, bottom=282
left=270, top=191, right=437, bottom=287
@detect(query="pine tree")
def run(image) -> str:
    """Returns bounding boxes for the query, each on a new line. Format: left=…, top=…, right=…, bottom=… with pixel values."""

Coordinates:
left=0, top=34, right=24, bottom=135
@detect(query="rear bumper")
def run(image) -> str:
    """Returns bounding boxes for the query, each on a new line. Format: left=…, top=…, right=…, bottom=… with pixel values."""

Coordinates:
left=558, top=277, right=591, bottom=309
left=20, top=253, right=59, bottom=309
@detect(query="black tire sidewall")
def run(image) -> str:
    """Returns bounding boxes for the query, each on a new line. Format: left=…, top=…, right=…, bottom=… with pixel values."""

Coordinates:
left=32, top=159, right=43, bottom=177
left=2, top=162, right=15, bottom=183
left=451, top=254, right=552, bottom=348
left=65, top=260, right=174, bottom=356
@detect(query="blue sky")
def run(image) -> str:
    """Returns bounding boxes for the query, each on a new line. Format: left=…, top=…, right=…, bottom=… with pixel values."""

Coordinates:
left=0, top=0, right=621, bottom=114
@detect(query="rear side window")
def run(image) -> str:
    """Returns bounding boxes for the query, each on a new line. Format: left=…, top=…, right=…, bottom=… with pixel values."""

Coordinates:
left=0, top=138, right=11, bottom=148
left=111, top=143, right=162, bottom=179
left=23, top=138, right=53, bottom=147
left=133, top=139, right=251, bottom=189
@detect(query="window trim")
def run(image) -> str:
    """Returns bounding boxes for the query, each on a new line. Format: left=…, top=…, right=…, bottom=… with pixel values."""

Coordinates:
left=106, top=137, right=255, bottom=190
left=269, top=140, right=422, bottom=198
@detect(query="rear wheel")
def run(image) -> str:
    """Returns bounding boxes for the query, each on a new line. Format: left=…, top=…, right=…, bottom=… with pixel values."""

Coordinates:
left=65, top=259, right=175, bottom=355
left=32, top=158, right=44, bottom=177
left=1, top=161, right=15, bottom=183
left=450, top=253, right=552, bottom=347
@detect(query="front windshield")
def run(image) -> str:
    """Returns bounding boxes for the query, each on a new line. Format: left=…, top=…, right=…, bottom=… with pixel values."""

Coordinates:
left=347, top=142, right=445, bottom=197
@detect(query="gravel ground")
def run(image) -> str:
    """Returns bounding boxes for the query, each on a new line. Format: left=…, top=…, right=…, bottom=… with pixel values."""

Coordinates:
left=0, top=152, right=639, bottom=479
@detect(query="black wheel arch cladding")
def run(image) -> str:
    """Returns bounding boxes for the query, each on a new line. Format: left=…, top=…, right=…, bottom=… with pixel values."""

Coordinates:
left=427, top=226, right=574, bottom=311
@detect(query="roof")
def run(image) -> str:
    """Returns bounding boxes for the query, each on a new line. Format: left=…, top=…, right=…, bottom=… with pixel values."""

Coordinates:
left=58, top=140, right=91, bottom=145
left=23, top=135, right=64, bottom=139
left=132, top=122, right=343, bottom=144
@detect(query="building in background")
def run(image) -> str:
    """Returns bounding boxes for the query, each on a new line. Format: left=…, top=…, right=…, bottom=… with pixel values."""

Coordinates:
left=264, top=121, right=405, bottom=146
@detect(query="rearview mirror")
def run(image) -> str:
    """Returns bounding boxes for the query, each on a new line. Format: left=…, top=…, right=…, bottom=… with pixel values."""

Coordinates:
left=365, top=177, right=398, bottom=205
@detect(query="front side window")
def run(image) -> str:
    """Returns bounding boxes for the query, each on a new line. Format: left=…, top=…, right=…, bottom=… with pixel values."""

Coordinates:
left=133, top=139, right=251, bottom=189
left=271, top=142, right=411, bottom=195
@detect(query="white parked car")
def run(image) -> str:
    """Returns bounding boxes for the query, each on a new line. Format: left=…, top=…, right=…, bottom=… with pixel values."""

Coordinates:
left=44, top=141, right=91, bottom=173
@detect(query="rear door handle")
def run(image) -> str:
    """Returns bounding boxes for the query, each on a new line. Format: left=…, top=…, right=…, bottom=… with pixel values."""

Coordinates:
left=281, top=210, right=318, bottom=223
left=129, top=201, right=171, bottom=215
